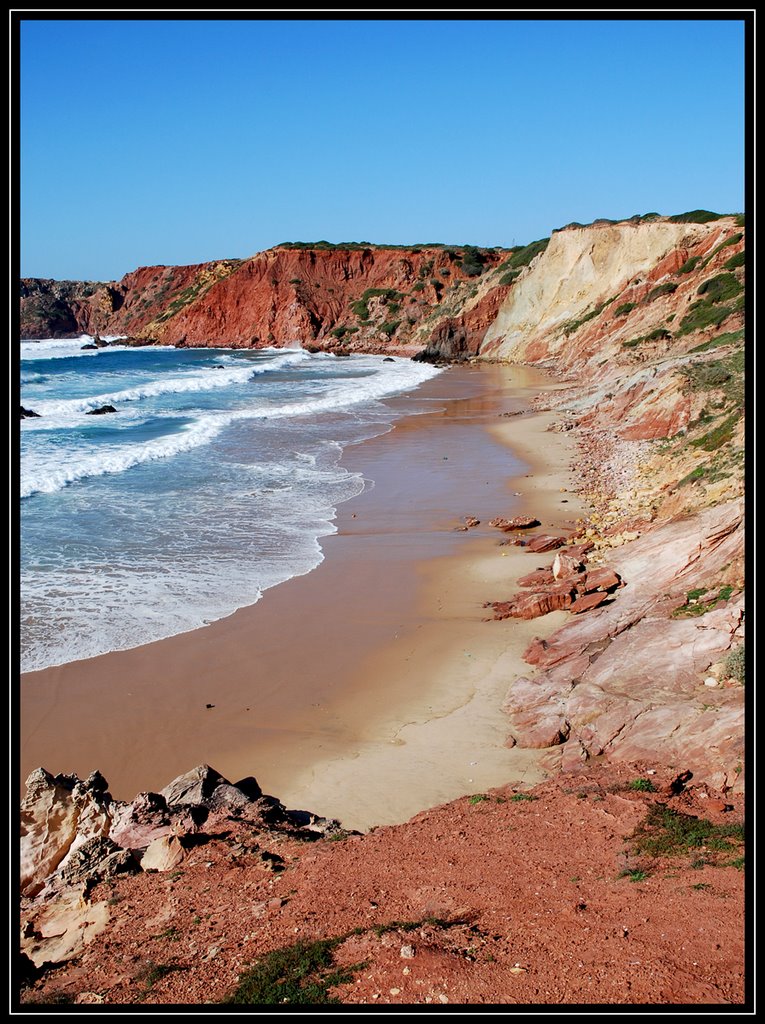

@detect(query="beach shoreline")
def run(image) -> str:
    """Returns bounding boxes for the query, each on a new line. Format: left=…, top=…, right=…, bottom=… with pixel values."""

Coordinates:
left=20, top=361, right=587, bottom=830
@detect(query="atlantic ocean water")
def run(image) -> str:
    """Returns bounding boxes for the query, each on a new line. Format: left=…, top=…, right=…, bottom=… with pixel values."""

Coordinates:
left=20, top=339, right=442, bottom=672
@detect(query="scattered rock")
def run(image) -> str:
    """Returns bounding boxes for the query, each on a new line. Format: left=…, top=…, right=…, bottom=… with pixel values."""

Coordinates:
left=489, top=515, right=540, bottom=531
left=526, top=534, right=567, bottom=553
left=553, top=551, right=585, bottom=579
left=86, top=405, right=117, bottom=416
left=463, top=516, right=480, bottom=528
left=400, top=944, right=416, bottom=959
left=569, top=592, right=610, bottom=614
left=517, top=568, right=556, bottom=588
left=109, top=790, right=199, bottom=852
left=140, top=834, right=186, bottom=872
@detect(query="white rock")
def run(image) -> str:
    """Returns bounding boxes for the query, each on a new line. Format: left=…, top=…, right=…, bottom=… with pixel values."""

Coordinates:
left=704, top=677, right=719, bottom=687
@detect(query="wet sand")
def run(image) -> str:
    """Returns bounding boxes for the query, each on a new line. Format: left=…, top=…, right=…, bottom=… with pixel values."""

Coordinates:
left=20, top=362, right=587, bottom=830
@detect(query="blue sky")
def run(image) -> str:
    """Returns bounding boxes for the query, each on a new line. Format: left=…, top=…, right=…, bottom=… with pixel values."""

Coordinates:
left=19, top=16, right=746, bottom=281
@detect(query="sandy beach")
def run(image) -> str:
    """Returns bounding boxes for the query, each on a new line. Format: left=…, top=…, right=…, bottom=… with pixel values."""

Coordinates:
left=20, top=362, right=587, bottom=830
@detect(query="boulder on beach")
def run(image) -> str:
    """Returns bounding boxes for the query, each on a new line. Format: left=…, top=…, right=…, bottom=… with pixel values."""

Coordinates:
left=489, top=515, right=540, bottom=531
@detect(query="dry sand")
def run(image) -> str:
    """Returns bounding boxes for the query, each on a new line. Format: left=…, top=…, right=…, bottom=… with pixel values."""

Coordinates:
left=20, top=363, right=587, bottom=830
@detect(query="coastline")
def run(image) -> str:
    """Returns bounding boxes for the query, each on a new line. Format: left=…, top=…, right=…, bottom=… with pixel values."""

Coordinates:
left=20, top=361, right=587, bottom=830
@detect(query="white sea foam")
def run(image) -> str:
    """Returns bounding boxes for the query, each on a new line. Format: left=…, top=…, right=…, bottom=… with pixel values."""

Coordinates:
left=21, top=356, right=440, bottom=497
left=20, top=336, right=154, bottom=360
left=22, top=349, right=311, bottom=420
left=20, top=417, right=225, bottom=498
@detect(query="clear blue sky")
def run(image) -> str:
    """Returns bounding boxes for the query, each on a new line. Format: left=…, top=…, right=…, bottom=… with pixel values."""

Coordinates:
left=19, top=16, right=746, bottom=281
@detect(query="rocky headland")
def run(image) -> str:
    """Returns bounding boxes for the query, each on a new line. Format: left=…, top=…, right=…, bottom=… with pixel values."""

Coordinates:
left=19, top=210, right=746, bottom=1005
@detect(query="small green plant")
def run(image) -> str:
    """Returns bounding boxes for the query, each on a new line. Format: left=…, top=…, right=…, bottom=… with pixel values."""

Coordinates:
left=379, top=320, right=400, bottom=337
left=723, top=251, right=745, bottom=271
left=676, top=256, right=701, bottom=275
left=692, top=882, right=711, bottom=891
left=469, top=794, right=489, bottom=804
left=510, top=793, right=538, bottom=802
left=631, top=804, right=744, bottom=861
left=499, top=269, right=521, bottom=286
left=225, top=938, right=360, bottom=1005
left=619, top=868, right=649, bottom=882
left=412, top=281, right=426, bottom=292
left=289, top=278, right=302, bottom=285
left=628, top=778, right=656, bottom=793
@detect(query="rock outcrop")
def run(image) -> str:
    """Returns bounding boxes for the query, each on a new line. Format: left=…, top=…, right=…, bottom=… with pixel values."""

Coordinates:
left=20, top=245, right=508, bottom=355
left=501, top=499, right=744, bottom=791
left=19, top=763, right=347, bottom=968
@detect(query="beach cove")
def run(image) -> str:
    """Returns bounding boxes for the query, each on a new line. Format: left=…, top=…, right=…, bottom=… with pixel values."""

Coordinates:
left=21, top=362, right=588, bottom=830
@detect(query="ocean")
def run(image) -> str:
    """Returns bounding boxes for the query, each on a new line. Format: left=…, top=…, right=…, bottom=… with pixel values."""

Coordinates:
left=20, top=338, right=442, bottom=673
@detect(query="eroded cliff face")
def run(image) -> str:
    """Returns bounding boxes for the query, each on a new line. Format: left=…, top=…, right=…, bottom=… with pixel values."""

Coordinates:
left=20, top=246, right=509, bottom=355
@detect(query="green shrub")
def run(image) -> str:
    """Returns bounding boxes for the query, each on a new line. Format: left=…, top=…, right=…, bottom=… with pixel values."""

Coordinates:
left=696, top=273, right=742, bottom=304
left=688, top=413, right=738, bottom=451
left=735, top=213, right=745, bottom=226
left=689, top=329, right=744, bottom=353
left=669, top=210, right=724, bottom=224
left=723, top=251, right=745, bottom=270
left=379, top=320, right=400, bottom=336
left=677, top=300, right=734, bottom=336
left=289, top=278, right=302, bottom=285
left=505, top=237, right=550, bottom=270
left=225, top=937, right=358, bottom=1005
left=682, top=360, right=732, bottom=390
left=499, top=269, right=521, bottom=287
left=460, top=245, right=486, bottom=276
left=645, top=281, right=678, bottom=300
left=724, top=644, right=745, bottom=682
left=412, top=281, right=425, bottom=292
left=676, top=256, right=701, bottom=275
left=613, top=301, right=636, bottom=317
left=560, top=298, right=613, bottom=335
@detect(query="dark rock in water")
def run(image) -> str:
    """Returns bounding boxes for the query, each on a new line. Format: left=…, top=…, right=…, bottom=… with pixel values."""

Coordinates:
left=212, top=364, right=225, bottom=369
left=81, top=343, right=98, bottom=350
left=92, top=336, right=109, bottom=348
left=21, top=406, right=41, bottom=419
left=86, top=405, right=117, bottom=416
left=383, top=356, right=395, bottom=362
